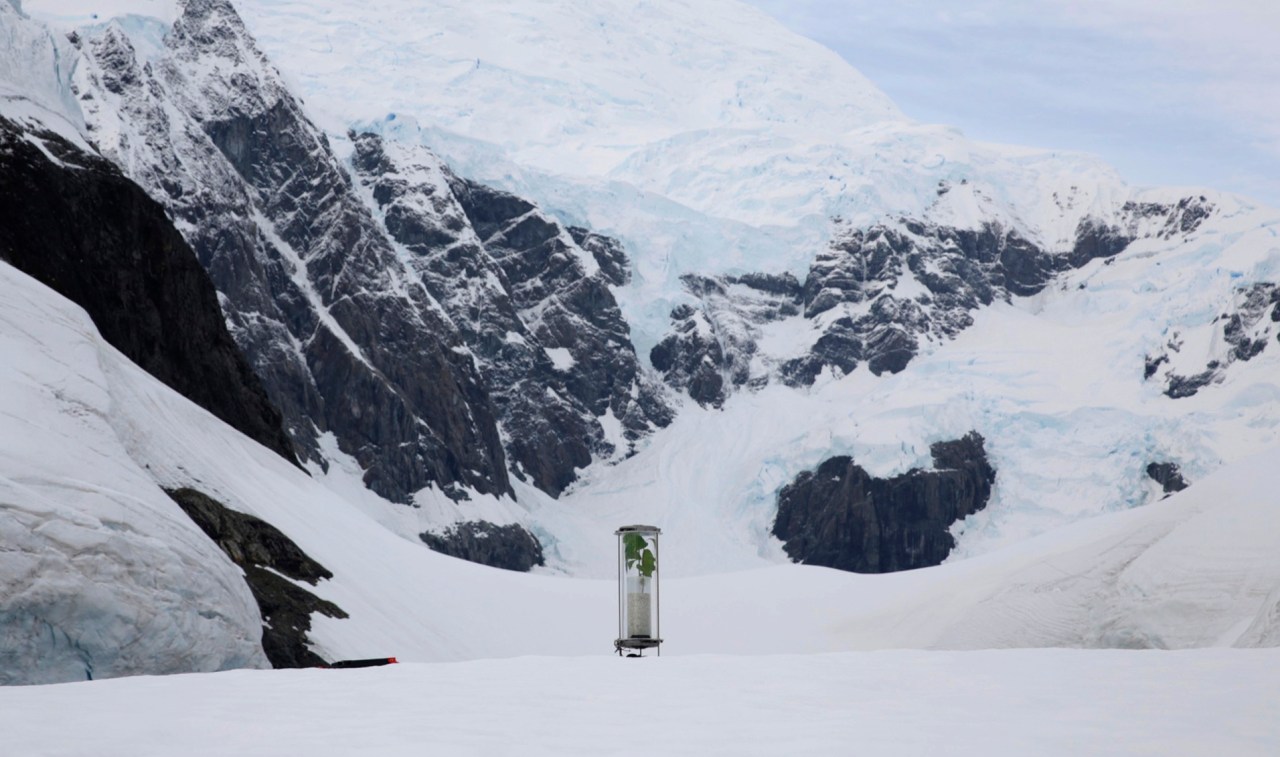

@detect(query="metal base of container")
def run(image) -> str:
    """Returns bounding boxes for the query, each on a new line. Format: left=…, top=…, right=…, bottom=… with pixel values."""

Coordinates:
left=614, top=637, right=663, bottom=657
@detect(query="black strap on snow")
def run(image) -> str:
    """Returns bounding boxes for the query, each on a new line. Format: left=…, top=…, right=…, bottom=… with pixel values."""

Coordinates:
left=325, top=657, right=399, bottom=669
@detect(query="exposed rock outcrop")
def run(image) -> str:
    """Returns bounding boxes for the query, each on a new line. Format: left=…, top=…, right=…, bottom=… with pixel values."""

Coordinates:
left=0, top=115, right=297, bottom=465
left=420, top=522, right=546, bottom=572
left=772, top=432, right=996, bottom=573
left=1147, top=282, right=1279, bottom=399
left=655, top=198, right=1218, bottom=406
left=167, top=488, right=346, bottom=668
left=1146, top=463, right=1189, bottom=495
left=650, top=274, right=800, bottom=406
left=70, top=0, right=511, bottom=504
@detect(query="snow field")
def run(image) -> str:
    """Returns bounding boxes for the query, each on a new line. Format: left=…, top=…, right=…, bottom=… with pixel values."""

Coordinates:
left=2, top=649, right=1277, bottom=756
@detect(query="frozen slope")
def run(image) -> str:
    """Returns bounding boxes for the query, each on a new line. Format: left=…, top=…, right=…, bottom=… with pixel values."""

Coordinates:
left=229, top=0, right=903, bottom=179
left=0, top=264, right=267, bottom=685
left=4, top=650, right=1279, bottom=756
left=2, top=257, right=1278, bottom=687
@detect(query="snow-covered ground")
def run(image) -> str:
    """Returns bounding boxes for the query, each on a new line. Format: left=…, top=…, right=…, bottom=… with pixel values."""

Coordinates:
left=4, top=650, right=1278, bottom=756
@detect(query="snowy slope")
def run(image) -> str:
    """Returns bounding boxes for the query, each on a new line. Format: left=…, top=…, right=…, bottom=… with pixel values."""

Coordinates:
left=542, top=196, right=1280, bottom=576
left=0, top=264, right=267, bottom=685
left=3, top=256, right=1278, bottom=687
left=4, top=650, right=1279, bottom=756
left=217, top=0, right=1253, bottom=279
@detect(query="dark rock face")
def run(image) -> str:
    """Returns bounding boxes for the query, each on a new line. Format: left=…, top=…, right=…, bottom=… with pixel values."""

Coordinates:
left=653, top=220, right=1070, bottom=404
left=420, top=522, right=546, bottom=572
left=71, top=0, right=512, bottom=504
left=1121, top=196, right=1215, bottom=240
left=655, top=199, right=1219, bottom=406
left=772, top=432, right=996, bottom=573
left=650, top=273, right=803, bottom=406
left=1146, top=463, right=1189, bottom=495
left=568, top=226, right=631, bottom=287
left=350, top=132, right=671, bottom=496
left=0, top=115, right=297, bottom=465
left=166, top=488, right=346, bottom=669
left=1148, top=282, right=1279, bottom=398
left=450, top=177, right=672, bottom=443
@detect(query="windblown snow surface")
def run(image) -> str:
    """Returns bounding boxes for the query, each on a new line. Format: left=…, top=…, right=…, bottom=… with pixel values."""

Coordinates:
left=3, top=650, right=1279, bottom=756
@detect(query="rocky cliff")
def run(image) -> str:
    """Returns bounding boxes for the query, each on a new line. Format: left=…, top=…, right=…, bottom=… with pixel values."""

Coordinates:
left=772, top=433, right=996, bottom=573
left=350, top=133, right=671, bottom=497
left=0, top=114, right=297, bottom=463
left=69, top=0, right=515, bottom=506
left=653, top=198, right=1219, bottom=406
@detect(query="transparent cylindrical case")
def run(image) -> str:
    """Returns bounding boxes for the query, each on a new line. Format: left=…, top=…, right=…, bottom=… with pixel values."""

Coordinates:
left=615, top=525, right=661, bottom=656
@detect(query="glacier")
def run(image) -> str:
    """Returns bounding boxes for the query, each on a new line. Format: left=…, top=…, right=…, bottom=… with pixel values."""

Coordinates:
left=0, top=263, right=268, bottom=684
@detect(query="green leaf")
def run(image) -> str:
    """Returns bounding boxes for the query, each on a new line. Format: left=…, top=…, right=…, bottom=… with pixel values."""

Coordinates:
left=623, top=533, right=648, bottom=570
left=639, top=549, right=656, bottom=578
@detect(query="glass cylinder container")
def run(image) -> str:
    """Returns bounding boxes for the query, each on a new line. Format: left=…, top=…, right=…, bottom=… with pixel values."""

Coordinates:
left=615, top=525, right=661, bottom=656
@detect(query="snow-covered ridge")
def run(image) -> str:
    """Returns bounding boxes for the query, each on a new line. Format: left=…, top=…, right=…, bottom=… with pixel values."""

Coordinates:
left=231, top=0, right=902, bottom=175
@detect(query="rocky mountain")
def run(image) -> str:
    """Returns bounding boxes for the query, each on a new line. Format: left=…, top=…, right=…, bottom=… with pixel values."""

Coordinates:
left=652, top=197, right=1217, bottom=406
left=67, top=0, right=512, bottom=508
left=349, top=132, right=670, bottom=498
left=38, top=0, right=677, bottom=570
left=4, top=0, right=1278, bottom=577
left=0, top=112, right=296, bottom=464
left=4, top=0, right=1280, bottom=686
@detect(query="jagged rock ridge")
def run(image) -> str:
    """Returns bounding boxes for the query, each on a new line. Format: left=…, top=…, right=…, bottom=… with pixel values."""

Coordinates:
left=349, top=132, right=671, bottom=496
left=69, top=0, right=513, bottom=506
left=653, top=198, right=1217, bottom=407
